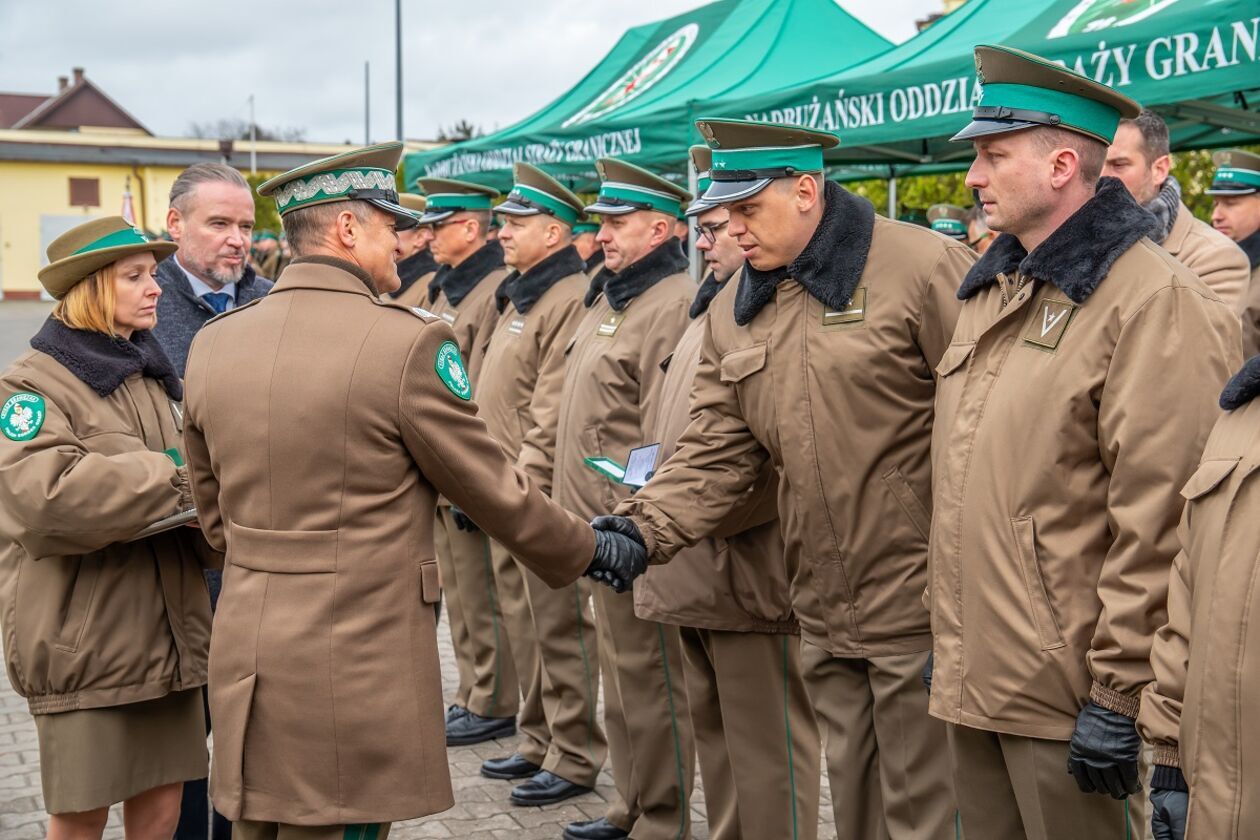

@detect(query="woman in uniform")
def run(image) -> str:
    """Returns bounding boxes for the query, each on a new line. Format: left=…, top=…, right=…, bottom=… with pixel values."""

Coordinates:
left=0, top=217, right=214, bottom=839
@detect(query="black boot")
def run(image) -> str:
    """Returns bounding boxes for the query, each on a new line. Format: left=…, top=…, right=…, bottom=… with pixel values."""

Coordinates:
left=481, top=753, right=541, bottom=780
left=509, top=770, right=592, bottom=807
left=562, top=817, right=630, bottom=840
left=445, top=710, right=515, bottom=746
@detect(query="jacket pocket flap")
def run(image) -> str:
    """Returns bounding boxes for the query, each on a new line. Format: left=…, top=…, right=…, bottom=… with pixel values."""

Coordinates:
left=228, top=523, right=337, bottom=574
left=719, top=344, right=768, bottom=384
left=935, top=343, right=976, bottom=377
left=1180, top=458, right=1240, bottom=500
left=420, top=560, right=441, bottom=604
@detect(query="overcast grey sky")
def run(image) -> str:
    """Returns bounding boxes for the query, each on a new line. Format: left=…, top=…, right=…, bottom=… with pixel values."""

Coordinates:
left=0, top=0, right=940, bottom=144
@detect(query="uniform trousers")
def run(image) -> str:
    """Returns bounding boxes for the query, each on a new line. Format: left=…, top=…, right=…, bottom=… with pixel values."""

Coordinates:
left=232, top=821, right=391, bottom=840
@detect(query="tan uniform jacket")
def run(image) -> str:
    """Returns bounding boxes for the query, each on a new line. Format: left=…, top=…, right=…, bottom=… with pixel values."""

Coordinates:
left=182, top=256, right=595, bottom=826
left=1164, top=201, right=1250, bottom=313
left=477, top=247, right=588, bottom=491
left=0, top=325, right=210, bottom=715
left=928, top=179, right=1242, bottom=741
left=1238, top=235, right=1260, bottom=358
left=1138, top=368, right=1260, bottom=839
left=390, top=269, right=438, bottom=310
left=633, top=277, right=796, bottom=634
left=622, top=184, right=973, bottom=657
left=552, top=240, right=694, bottom=521
left=424, top=242, right=507, bottom=387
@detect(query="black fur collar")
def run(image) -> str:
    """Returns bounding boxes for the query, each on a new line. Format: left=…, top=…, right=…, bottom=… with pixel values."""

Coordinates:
left=436, top=240, right=504, bottom=307
left=591, top=238, right=689, bottom=312
left=690, top=272, right=725, bottom=319
left=31, top=316, right=182, bottom=400
left=585, top=250, right=605, bottom=273
left=1239, top=229, right=1260, bottom=271
left=395, top=248, right=438, bottom=297
left=495, top=246, right=586, bottom=314
left=734, top=181, right=874, bottom=326
left=957, top=177, right=1155, bottom=303
left=1220, top=355, right=1260, bottom=410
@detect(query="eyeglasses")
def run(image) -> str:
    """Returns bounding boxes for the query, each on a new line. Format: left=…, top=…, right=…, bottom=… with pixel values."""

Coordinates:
left=693, top=219, right=729, bottom=245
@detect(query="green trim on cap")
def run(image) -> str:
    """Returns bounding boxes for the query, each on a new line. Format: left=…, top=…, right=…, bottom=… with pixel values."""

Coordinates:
left=425, top=192, right=495, bottom=212
left=506, top=183, right=581, bottom=225
left=932, top=219, right=967, bottom=235
left=271, top=167, right=397, bottom=214
left=71, top=227, right=150, bottom=255
left=596, top=183, right=683, bottom=216
left=710, top=145, right=824, bottom=179
left=697, top=174, right=712, bottom=194
left=1212, top=167, right=1260, bottom=189
left=572, top=221, right=600, bottom=234
left=977, top=82, right=1121, bottom=143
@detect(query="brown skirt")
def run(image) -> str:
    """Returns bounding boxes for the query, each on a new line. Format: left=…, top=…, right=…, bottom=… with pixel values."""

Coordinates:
left=35, top=687, right=208, bottom=814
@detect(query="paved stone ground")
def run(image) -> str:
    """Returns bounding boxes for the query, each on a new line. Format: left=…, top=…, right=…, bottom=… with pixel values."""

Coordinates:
left=0, top=302, right=837, bottom=839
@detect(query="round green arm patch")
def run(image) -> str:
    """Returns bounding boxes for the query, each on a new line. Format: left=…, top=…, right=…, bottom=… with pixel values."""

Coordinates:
left=435, top=341, right=472, bottom=401
left=2, top=393, right=46, bottom=441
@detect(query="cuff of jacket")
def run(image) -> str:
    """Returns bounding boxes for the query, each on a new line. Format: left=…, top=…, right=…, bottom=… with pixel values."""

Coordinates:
left=1153, top=744, right=1182, bottom=769
left=1089, top=682, right=1141, bottom=718
left=1151, top=764, right=1188, bottom=792
left=627, top=515, right=659, bottom=562
left=175, top=465, right=194, bottom=511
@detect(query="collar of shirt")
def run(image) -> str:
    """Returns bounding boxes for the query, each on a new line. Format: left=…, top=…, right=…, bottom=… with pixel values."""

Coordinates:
left=176, top=256, right=237, bottom=308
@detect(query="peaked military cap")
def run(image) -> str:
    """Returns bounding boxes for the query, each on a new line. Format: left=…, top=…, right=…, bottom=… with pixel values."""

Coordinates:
left=693, top=118, right=839, bottom=204
left=38, top=216, right=177, bottom=300
left=684, top=145, right=717, bottom=218
left=257, top=141, right=418, bottom=230
left=584, top=158, right=691, bottom=217
left=927, top=204, right=968, bottom=239
left=398, top=193, right=428, bottom=214
left=494, top=163, right=586, bottom=227
left=1207, top=149, right=1260, bottom=196
left=952, top=45, right=1140, bottom=144
left=571, top=220, right=600, bottom=235
left=414, top=177, right=500, bottom=225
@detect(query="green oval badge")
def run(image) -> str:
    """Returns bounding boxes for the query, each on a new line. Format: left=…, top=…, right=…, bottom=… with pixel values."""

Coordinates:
left=435, top=341, right=472, bottom=401
left=2, top=392, right=46, bottom=441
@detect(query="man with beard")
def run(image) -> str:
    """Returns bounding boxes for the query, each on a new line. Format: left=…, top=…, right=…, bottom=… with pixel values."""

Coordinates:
left=1209, top=150, right=1260, bottom=356
left=155, top=163, right=273, bottom=377
left=392, top=193, right=438, bottom=300
left=1103, top=109, right=1248, bottom=313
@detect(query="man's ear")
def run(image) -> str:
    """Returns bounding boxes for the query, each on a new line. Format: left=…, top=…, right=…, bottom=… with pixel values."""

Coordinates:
left=1152, top=153, right=1172, bottom=187
left=1049, top=147, right=1080, bottom=191
left=336, top=209, right=360, bottom=247
left=797, top=173, right=822, bottom=212
left=166, top=207, right=183, bottom=240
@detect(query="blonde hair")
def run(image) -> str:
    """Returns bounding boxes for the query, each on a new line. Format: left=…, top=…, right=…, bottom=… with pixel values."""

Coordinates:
left=53, top=262, right=118, bottom=335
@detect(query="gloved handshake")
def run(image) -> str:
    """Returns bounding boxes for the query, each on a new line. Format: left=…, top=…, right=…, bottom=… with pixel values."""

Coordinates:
left=584, top=515, right=648, bottom=593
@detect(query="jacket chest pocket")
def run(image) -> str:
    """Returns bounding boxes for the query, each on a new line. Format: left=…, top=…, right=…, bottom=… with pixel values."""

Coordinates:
left=720, top=343, right=771, bottom=426
left=935, top=342, right=976, bottom=379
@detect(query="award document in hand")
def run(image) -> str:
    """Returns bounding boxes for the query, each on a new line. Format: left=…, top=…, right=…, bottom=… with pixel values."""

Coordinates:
left=583, top=443, right=661, bottom=489
left=126, top=508, right=198, bottom=542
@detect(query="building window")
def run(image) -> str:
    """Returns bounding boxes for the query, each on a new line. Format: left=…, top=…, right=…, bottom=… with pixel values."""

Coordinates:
left=69, top=178, right=100, bottom=207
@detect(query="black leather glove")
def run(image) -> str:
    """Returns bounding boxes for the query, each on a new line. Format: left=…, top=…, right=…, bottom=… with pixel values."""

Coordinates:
left=921, top=651, right=933, bottom=693
left=586, top=516, right=647, bottom=594
left=1066, top=701, right=1142, bottom=799
left=450, top=507, right=479, bottom=533
left=1150, top=767, right=1188, bottom=840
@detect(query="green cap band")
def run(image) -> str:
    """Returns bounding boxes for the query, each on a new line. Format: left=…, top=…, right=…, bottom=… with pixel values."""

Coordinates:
left=710, top=145, right=824, bottom=180
left=572, top=221, right=599, bottom=234
left=426, top=192, right=495, bottom=212
left=977, top=82, right=1121, bottom=144
left=596, top=183, right=683, bottom=216
left=271, top=167, right=397, bottom=214
left=504, top=184, right=581, bottom=225
left=932, top=219, right=967, bottom=235
left=71, top=226, right=150, bottom=255
left=1212, top=167, right=1260, bottom=189
left=697, top=174, right=712, bottom=194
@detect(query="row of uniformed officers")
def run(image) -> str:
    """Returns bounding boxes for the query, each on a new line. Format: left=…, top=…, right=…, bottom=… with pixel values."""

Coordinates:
left=2, top=42, right=1260, bottom=840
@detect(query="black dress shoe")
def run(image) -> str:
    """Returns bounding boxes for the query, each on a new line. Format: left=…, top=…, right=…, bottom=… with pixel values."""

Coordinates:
left=481, top=753, right=541, bottom=780
left=562, top=817, right=629, bottom=840
left=509, top=770, right=593, bottom=807
left=445, top=710, right=515, bottom=746
left=445, top=704, right=468, bottom=724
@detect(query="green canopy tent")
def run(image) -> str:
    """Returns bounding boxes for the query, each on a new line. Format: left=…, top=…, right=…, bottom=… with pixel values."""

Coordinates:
left=712, top=0, right=1260, bottom=177
left=402, top=0, right=892, bottom=193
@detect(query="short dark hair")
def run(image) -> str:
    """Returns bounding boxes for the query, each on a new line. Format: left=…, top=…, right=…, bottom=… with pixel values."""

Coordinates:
left=1119, top=109, right=1171, bottom=163
left=1034, top=127, right=1108, bottom=184
left=169, top=163, right=250, bottom=212
left=282, top=200, right=374, bottom=255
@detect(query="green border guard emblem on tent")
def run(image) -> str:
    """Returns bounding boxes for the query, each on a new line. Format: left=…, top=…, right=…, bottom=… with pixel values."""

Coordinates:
left=1047, top=0, right=1184, bottom=39
left=435, top=341, right=472, bottom=401
left=562, top=23, right=700, bottom=128
left=2, top=393, right=46, bottom=441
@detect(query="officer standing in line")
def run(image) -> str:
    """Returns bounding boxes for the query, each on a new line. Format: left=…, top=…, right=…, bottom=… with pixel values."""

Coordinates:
left=630, top=144, right=822, bottom=840
left=474, top=164, right=609, bottom=807
left=180, top=141, right=645, bottom=840
left=572, top=220, right=603, bottom=274
left=555, top=159, right=696, bottom=840
left=927, top=204, right=969, bottom=241
left=925, top=47, right=1239, bottom=839
left=413, top=177, right=520, bottom=746
left=392, top=193, right=438, bottom=299
left=593, top=118, right=971, bottom=840
left=1208, top=150, right=1260, bottom=356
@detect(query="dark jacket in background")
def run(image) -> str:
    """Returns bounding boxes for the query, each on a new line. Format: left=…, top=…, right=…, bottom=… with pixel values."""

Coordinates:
left=153, top=257, right=273, bottom=377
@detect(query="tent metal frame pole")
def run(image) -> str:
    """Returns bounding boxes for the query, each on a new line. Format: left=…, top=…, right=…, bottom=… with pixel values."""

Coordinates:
left=888, top=170, right=897, bottom=219
left=688, top=161, right=701, bottom=281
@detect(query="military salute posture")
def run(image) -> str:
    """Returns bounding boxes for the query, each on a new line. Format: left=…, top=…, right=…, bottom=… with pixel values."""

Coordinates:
left=181, top=142, right=643, bottom=839
left=412, top=177, right=522, bottom=746
left=924, top=47, right=1240, bottom=839
left=1209, top=150, right=1260, bottom=356
left=630, top=144, right=822, bottom=840
left=599, top=117, right=974, bottom=839
left=555, top=158, right=696, bottom=840
left=474, top=164, right=609, bottom=807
